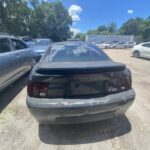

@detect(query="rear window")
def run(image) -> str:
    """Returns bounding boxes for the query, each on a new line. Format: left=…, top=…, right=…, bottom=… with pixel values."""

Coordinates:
left=47, top=43, right=109, bottom=62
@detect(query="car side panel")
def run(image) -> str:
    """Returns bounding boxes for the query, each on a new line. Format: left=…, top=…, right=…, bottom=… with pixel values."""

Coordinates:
left=0, top=52, right=20, bottom=90
left=141, top=47, right=150, bottom=59
left=13, top=48, right=33, bottom=72
left=9, top=38, right=34, bottom=73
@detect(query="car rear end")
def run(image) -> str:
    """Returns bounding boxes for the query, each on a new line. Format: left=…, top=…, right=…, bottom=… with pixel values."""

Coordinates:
left=26, top=42, right=135, bottom=124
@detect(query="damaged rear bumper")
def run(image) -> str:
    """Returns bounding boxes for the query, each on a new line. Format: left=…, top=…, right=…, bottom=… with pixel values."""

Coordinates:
left=26, top=89, right=135, bottom=124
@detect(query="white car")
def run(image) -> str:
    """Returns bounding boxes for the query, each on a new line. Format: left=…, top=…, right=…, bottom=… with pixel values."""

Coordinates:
left=132, top=42, right=150, bottom=59
left=93, top=42, right=101, bottom=47
left=126, top=41, right=136, bottom=48
left=110, top=42, right=127, bottom=49
left=93, top=42, right=110, bottom=49
left=102, top=42, right=112, bottom=49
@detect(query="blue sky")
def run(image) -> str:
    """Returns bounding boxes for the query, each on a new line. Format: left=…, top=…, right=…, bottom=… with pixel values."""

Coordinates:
left=47, top=0, right=150, bottom=34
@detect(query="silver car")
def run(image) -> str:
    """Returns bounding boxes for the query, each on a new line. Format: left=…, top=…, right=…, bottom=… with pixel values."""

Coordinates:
left=109, top=42, right=127, bottom=49
left=0, top=34, right=35, bottom=91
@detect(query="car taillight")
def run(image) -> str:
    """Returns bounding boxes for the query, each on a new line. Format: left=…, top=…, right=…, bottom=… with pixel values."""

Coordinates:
left=120, top=77, right=131, bottom=90
left=27, top=81, right=48, bottom=98
left=105, top=76, right=131, bottom=94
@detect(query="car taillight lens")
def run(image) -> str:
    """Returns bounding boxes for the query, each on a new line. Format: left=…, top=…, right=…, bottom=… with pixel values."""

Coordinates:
left=27, top=81, right=48, bottom=98
left=105, top=76, right=131, bottom=94
left=120, top=77, right=131, bottom=90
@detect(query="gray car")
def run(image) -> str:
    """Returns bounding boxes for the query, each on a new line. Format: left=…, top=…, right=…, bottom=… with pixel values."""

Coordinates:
left=27, top=41, right=135, bottom=124
left=32, top=38, right=52, bottom=62
left=0, top=34, right=35, bottom=92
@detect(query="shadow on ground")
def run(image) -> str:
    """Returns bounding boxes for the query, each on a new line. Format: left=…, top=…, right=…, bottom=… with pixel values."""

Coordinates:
left=0, top=74, right=28, bottom=113
left=131, top=56, right=150, bottom=61
left=39, top=115, right=131, bottom=145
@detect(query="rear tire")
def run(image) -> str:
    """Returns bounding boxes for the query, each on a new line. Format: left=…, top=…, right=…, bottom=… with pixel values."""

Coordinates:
left=133, top=51, right=140, bottom=58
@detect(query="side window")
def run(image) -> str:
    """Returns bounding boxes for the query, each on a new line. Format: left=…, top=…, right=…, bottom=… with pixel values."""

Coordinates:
left=11, top=39, right=27, bottom=50
left=0, top=38, right=11, bottom=53
left=142, top=43, right=150, bottom=48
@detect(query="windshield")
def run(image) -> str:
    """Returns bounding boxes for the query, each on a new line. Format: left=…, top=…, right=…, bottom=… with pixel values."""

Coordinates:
left=48, top=43, right=109, bottom=62
left=25, top=42, right=35, bottom=47
left=34, top=39, right=50, bottom=46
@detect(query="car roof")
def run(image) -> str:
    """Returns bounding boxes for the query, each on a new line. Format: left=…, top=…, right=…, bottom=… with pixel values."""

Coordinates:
left=140, top=42, right=150, bottom=45
left=51, top=41, right=90, bottom=46
left=35, top=38, right=50, bottom=40
left=0, top=35, right=17, bottom=39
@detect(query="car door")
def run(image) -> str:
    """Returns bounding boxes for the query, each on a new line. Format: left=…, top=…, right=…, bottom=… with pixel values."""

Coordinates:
left=141, top=43, right=150, bottom=58
left=11, top=38, right=33, bottom=73
left=0, top=38, right=19, bottom=90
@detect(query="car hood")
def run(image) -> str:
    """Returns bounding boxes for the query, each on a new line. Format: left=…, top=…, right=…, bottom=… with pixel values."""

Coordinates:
left=32, top=45, right=49, bottom=53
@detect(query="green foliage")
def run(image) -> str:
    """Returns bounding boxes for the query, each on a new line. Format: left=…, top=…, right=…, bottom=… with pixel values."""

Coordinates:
left=143, top=27, right=150, bottom=42
left=108, top=22, right=116, bottom=33
left=75, top=33, right=86, bottom=41
left=119, top=18, right=145, bottom=36
left=97, top=25, right=107, bottom=32
left=0, top=0, right=72, bottom=41
left=119, top=17, right=150, bottom=42
left=87, top=22, right=117, bottom=35
left=85, top=18, right=150, bottom=43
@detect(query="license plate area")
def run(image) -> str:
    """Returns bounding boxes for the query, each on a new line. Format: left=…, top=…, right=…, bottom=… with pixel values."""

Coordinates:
left=69, top=81, right=106, bottom=97
left=67, top=73, right=107, bottom=97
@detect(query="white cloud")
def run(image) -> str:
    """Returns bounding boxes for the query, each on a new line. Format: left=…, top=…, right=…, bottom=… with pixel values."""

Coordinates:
left=72, top=14, right=80, bottom=21
left=69, top=5, right=82, bottom=22
left=127, top=9, right=134, bottom=14
left=70, top=28, right=80, bottom=37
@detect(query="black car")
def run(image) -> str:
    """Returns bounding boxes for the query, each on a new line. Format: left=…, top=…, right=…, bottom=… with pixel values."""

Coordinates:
left=26, top=41, right=135, bottom=124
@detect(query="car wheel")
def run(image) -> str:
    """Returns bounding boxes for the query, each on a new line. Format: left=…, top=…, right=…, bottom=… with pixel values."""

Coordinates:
left=133, top=51, right=140, bottom=58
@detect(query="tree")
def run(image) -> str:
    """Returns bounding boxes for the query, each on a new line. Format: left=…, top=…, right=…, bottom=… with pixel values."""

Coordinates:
left=119, top=17, right=150, bottom=42
left=108, top=22, right=116, bottom=33
left=87, top=22, right=117, bottom=35
left=29, top=0, right=39, bottom=9
left=0, top=0, right=32, bottom=35
left=119, top=18, right=146, bottom=36
left=75, top=33, right=86, bottom=41
left=87, top=29, right=98, bottom=35
left=0, top=0, right=72, bottom=41
left=28, top=1, right=72, bottom=41
left=143, top=27, right=150, bottom=41
left=97, top=25, right=107, bottom=32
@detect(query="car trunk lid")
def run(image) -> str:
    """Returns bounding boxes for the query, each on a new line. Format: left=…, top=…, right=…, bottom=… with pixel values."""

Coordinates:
left=28, top=61, right=127, bottom=98
left=36, top=61, right=125, bottom=75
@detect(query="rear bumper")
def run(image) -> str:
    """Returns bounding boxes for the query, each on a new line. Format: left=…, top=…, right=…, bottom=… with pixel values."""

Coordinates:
left=26, top=89, right=135, bottom=124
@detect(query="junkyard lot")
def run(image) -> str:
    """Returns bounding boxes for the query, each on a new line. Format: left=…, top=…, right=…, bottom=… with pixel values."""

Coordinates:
left=0, top=49, right=150, bottom=150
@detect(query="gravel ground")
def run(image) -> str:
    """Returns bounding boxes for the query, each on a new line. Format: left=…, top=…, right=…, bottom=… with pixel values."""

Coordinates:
left=0, top=49, right=150, bottom=150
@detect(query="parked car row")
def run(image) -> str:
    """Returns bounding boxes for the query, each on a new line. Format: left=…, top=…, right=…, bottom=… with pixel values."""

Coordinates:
left=94, top=41, right=136, bottom=49
left=94, top=40, right=150, bottom=59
